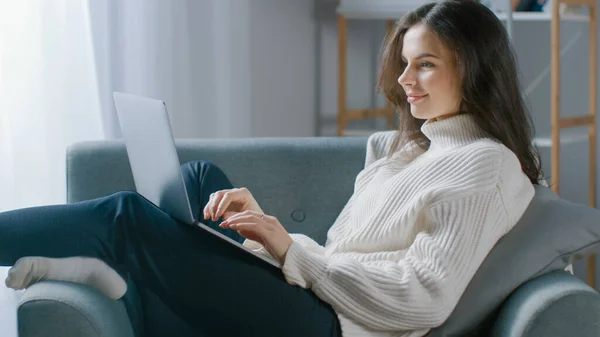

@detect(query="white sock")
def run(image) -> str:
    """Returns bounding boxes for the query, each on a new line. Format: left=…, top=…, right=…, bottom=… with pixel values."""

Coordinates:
left=4, top=257, right=127, bottom=300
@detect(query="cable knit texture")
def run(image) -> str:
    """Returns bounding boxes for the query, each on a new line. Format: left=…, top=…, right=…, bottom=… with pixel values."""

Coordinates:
left=243, top=114, right=535, bottom=337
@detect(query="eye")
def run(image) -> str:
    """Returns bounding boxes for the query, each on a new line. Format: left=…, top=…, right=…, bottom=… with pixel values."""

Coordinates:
left=421, top=61, right=434, bottom=68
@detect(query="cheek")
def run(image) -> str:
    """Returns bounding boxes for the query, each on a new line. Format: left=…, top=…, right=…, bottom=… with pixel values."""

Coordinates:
left=419, top=71, right=460, bottom=101
left=417, top=72, right=435, bottom=89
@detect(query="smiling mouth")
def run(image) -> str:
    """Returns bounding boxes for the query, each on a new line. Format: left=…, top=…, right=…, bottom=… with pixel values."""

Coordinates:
left=407, top=94, right=428, bottom=104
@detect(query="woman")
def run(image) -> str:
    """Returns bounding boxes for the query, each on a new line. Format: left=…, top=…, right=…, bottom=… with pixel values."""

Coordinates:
left=1, top=1, right=542, bottom=336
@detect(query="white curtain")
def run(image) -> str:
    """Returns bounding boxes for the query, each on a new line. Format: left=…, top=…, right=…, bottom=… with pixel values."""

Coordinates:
left=0, top=0, right=104, bottom=212
left=0, top=0, right=254, bottom=212
left=0, top=0, right=304, bottom=212
left=86, top=0, right=253, bottom=140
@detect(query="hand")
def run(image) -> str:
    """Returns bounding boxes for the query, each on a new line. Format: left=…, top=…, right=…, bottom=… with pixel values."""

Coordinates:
left=203, top=188, right=263, bottom=222
left=219, top=210, right=294, bottom=264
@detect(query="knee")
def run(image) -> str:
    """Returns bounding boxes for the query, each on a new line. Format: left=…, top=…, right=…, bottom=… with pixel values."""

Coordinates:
left=111, top=191, right=147, bottom=207
left=108, top=191, right=151, bottom=228
left=113, top=190, right=142, bottom=199
left=181, top=159, right=219, bottom=171
left=181, top=160, right=227, bottom=180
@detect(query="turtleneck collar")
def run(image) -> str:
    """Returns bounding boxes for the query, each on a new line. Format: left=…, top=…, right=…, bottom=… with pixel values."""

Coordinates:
left=420, top=113, right=490, bottom=151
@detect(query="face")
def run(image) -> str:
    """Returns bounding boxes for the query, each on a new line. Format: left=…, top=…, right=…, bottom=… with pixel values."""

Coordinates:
left=398, top=24, right=462, bottom=120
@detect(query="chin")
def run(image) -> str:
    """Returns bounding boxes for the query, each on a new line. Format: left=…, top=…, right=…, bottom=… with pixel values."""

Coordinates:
left=409, top=107, right=432, bottom=120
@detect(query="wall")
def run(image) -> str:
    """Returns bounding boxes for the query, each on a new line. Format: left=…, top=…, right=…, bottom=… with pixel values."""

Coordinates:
left=213, top=0, right=318, bottom=138
left=250, top=0, right=318, bottom=137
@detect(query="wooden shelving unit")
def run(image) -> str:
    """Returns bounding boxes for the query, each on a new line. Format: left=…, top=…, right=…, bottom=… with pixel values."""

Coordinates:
left=336, top=0, right=598, bottom=288
left=336, top=15, right=395, bottom=136
left=551, top=0, right=597, bottom=288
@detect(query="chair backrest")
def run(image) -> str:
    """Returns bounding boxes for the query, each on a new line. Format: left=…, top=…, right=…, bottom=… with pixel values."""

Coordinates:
left=67, top=137, right=367, bottom=244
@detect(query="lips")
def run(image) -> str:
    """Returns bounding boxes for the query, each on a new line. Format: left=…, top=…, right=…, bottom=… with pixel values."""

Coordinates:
left=406, top=94, right=427, bottom=104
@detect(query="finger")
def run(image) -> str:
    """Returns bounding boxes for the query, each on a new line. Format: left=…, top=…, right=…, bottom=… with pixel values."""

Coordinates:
left=215, top=189, right=242, bottom=219
left=223, top=210, right=266, bottom=223
left=221, top=213, right=260, bottom=225
left=203, top=192, right=220, bottom=220
left=202, top=193, right=214, bottom=220
left=219, top=221, right=258, bottom=234
left=204, top=190, right=226, bottom=221
left=208, top=190, right=230, bottom=221
left=227, top=222, right=260, bottom=232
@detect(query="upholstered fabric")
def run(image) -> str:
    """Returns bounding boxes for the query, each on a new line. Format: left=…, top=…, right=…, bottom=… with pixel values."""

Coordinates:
left=18, top=281, right=134, bottom=337
left=67, top=138, right=367, bottom=245
left=491, top=270, right=600, bottom=337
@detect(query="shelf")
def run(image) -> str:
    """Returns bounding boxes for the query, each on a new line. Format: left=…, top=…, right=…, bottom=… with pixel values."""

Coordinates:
left=534, top=129, right=590, bottom=148
left=336, top=5, right=589, bottom=22
left=496, top=12, right=589, bottom=22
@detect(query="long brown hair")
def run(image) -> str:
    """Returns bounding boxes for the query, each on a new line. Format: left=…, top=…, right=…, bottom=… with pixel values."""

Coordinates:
left=377, top=0, right=544, bottom=184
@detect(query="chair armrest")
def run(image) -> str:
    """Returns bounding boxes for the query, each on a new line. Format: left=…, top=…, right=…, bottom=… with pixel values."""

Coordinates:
left=491, top=270, right=600, bottom=337
left=18, top=281, right=134, bottom=337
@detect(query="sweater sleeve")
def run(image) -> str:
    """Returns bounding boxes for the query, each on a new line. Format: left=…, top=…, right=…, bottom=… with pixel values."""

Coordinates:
left=282, top=187, right=512, bottom=331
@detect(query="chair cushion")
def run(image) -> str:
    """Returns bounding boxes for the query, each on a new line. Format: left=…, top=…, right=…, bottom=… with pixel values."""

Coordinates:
left=17, top=281, right=135, bottom=337
left=429, top=185, right=600, bottom=336
left=491, top=270, right=600, bottom=337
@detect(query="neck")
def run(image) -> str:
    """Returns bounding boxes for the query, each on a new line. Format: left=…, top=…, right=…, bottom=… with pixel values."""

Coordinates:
left=428, top=112, right=462, bottom=123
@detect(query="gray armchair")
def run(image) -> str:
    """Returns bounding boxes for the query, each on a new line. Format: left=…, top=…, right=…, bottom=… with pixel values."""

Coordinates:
left=16, top=137, right=600, bottom=337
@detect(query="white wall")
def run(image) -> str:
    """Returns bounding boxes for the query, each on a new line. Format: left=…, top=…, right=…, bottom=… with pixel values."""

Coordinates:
left=211, top=0, right=253, bottom=138
left=250, top=0, right=318, bottom=137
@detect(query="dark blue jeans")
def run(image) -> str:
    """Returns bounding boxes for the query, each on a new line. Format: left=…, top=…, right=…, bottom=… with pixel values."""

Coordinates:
left=0, top=161, right=342, bottom=337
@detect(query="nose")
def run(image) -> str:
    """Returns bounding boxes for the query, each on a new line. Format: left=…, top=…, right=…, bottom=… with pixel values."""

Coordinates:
left=398, top=65, right=416, bottom=87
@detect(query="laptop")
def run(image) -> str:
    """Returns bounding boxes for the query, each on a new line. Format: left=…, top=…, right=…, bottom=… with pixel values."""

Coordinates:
left=113, top=92, right=281, bottom=269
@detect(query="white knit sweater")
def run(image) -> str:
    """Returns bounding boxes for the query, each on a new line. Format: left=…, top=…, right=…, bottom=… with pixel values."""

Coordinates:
left=243, top=114, right=535, bottom=337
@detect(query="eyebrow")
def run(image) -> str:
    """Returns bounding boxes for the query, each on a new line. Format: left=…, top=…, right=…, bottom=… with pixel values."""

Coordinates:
left=401, top=53, right=440, bottom=61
